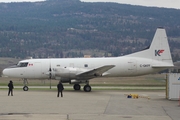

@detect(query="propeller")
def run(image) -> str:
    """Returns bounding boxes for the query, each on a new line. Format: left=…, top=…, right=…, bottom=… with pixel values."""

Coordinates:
left=49, top=62, right=52, bottom=89
left=49, top=67, right=52, bottom=79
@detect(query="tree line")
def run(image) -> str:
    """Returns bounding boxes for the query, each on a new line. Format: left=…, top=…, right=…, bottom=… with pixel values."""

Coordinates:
left=0, top=0, right=180, bottom=61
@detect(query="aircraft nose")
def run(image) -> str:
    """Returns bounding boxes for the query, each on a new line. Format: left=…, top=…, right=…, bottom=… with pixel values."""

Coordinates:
left=2, top=68, right=9, bottom=77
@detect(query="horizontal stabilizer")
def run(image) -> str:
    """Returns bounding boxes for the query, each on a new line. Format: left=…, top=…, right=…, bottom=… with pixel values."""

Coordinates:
left=152, top=64, right=174, bottom=68
left=152, top=65, right=174, bottom=68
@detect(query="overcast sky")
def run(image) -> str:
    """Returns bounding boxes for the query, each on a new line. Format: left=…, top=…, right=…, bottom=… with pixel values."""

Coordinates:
left=81, top=0, right=180, bottom=9
left=0, top=0, right=179, bottom=9
left=0, top=0, right=45, bottom=2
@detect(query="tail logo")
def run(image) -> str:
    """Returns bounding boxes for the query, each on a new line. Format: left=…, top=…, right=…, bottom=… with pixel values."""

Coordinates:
left=155, top=50, right=164, bottom=56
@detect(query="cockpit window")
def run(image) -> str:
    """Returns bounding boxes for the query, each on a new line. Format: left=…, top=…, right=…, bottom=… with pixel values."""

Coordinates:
left=17, top=62, right=29, bottom=67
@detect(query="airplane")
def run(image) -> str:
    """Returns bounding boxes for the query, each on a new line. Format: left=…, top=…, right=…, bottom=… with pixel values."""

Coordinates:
left=2, top=27, right=174, bottom=92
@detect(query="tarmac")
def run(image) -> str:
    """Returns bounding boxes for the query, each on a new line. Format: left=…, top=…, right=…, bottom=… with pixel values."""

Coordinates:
left=0, top=88, right=180, bottom=120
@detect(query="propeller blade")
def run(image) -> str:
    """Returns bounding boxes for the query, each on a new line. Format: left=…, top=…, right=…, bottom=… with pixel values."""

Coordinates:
left=49, top=63, right=52, bottom=79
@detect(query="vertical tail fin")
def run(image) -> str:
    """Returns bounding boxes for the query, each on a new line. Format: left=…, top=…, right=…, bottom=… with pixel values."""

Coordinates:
left=126, top=27, right=174, bottom=67
left=150, top=28, right=172, bottom=63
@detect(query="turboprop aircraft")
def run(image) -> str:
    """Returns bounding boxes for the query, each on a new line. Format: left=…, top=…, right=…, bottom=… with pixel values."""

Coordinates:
left=2, top=27, right=174, bottom=92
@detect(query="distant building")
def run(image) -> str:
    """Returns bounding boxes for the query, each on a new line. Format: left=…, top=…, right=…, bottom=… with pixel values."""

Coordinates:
left=84, top=55, right=91, bottom=58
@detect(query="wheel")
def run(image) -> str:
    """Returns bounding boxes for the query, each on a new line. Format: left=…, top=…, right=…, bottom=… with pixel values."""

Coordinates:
left=73, top=84, right=81, bottom=90
left=23, top=86, right=29, bottom=91
left=83, top=85, right=91, bottom=92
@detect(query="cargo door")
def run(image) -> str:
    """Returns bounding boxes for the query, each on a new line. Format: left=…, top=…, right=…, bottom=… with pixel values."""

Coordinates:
left=32, top=62, right=42, bottom=78
left=26, top=62, right=42, bottom=78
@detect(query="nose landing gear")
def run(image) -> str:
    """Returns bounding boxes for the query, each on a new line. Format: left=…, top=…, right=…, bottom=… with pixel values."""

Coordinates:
left=23, top=78, right=29, bottom=91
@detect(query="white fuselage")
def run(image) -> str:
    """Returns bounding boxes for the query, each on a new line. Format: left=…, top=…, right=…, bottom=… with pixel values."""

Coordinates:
left=3, top=56, right=165, bottom=80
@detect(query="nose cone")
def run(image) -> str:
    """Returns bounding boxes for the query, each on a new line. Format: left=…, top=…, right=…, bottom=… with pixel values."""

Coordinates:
left=2, top=68, right=9, bottom=77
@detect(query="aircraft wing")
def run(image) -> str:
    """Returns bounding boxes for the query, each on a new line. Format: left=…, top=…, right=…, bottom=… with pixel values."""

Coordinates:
left=76, top=65, right=115, bottom=78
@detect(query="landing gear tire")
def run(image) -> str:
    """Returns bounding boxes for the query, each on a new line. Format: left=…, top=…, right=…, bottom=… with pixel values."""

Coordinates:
left=83, top=85, right=91, bottom=92
left=23, top=86, right=29, bottom=91
left=73, top=84, right=81, bottom=90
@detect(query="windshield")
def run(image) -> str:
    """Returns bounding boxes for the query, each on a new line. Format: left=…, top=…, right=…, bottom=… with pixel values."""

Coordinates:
left=17, top=62, right=28, bottom=67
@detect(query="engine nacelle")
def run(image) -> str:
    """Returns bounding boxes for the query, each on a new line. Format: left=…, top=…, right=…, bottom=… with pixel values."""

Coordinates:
left=53, top=67, right=96, bottom=80
left=54, top=67, right=80, bottom=79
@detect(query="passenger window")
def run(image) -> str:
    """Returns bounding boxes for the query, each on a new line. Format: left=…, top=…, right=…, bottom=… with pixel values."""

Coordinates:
left=84, top=64, right=88, bottom=67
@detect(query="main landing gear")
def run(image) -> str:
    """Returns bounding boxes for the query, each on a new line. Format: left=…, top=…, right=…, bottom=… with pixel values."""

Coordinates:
left=83, top=84, right=91, bottom=92
left=23, top=78, right=29, bottom=91
left=73, top=84, right=91, bottom=92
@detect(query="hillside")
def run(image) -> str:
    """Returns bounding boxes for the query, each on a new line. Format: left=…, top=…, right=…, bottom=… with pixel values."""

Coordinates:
left=0, top=0, right=180, bottom=61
